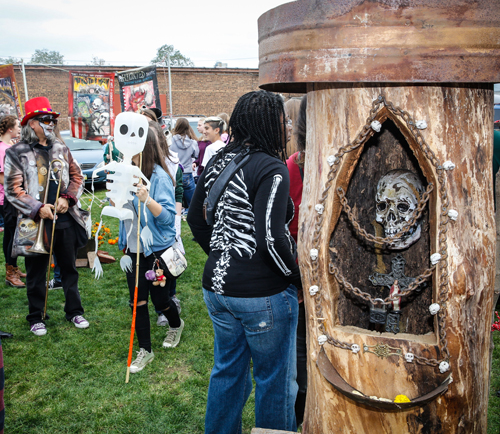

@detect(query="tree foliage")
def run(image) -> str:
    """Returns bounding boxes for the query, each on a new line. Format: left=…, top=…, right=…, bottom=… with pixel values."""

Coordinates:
left=151, top=44, right=194, bottom=67
left=0, top=56, right=22, bottom=65
left=88, top=55, right=106, bottom=66
left=29, top=49, right=64, bottom=65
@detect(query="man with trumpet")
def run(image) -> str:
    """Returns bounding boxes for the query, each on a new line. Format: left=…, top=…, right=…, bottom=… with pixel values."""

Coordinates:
left=4, top=97, right=90, bottom=336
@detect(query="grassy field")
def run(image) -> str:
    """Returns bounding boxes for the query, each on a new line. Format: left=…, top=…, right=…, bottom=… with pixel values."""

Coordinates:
left=0, top=187, right=499, bottom=433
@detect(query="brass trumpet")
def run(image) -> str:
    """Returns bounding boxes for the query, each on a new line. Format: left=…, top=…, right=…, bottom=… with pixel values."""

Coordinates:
left=28, top=159, right=65, bottom=254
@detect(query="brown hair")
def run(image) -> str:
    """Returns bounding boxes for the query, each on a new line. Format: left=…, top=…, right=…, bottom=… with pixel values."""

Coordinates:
left=0, top=115, right=18, bottom=136
left=140, top=121, right=173, bottom=184
left=139, top=108, right=158, bottom=123
left=172, top=118, right=197, bottom=140
left=294, top=95, right=307, bottom=168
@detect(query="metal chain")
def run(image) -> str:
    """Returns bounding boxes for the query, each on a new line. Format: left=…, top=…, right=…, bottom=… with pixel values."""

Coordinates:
left=329, top=262, right=436, bottom=306
left=308, top=94, right=451, bottom=367
left=337, top=183, right=433, bottom=245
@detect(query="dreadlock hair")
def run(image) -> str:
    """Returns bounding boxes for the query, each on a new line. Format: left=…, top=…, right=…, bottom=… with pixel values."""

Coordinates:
left=218, top=90, right=287, bottom=163
left=0, top=115, right=17, bottom=136
left=139, top=121, right=173, bottom=184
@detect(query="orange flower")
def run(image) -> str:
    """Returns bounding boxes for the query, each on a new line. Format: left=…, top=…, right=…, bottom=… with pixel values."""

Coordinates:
left=108, top=239, right=114, bottom=244
left=98, top=236, right=103, bottom=240
left=51, top=263, right=55, bottom=268
left=104, top=228, right=110, bottom=233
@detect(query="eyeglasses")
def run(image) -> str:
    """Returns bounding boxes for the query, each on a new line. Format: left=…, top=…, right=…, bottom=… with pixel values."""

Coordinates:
left=37, top=116, right=58, bottom=126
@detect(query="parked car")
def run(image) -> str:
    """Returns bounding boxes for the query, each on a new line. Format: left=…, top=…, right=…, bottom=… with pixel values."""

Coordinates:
left=60, top=131, right=106, bottom=184
left=163, top=115, right=206, bottom=139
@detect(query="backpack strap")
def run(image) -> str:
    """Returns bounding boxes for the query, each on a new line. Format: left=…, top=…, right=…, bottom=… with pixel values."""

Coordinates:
left=203, top=147, right=252, bottom=225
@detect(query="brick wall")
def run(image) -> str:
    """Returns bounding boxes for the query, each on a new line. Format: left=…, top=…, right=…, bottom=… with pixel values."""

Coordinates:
left=12, top=65, right=262, bottom=131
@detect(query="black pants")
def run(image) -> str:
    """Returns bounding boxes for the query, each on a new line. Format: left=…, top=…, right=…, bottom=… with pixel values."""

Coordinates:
left=125, top=249, right=181, bottom=352
left=1, top=200, right=17, bottom=267
left=25, top=223, right=84, bottom=325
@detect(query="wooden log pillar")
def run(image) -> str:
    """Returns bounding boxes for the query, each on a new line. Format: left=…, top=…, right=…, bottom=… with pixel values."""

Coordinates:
left=258, top=1, right=500, bottom=433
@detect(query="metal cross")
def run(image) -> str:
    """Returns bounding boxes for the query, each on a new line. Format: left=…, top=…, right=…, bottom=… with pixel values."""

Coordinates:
left=368, top=254, right=415, bottom=290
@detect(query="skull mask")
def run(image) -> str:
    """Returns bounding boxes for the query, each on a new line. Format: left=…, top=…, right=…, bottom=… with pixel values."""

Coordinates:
left=375, top=169, right=425, bottom=250
left=113, top=112, right=149, bottom=163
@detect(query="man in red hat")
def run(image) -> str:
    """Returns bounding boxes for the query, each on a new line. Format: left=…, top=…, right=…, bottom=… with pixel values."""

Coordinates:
left=4, top=97, right=91, bottom=336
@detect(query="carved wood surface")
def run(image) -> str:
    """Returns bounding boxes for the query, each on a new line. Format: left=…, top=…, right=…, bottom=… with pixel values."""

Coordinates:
left=298, top=84, right=495, bottom=433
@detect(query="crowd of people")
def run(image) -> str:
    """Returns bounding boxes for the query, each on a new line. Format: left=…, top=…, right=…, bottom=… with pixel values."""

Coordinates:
left=0, top=89, right=308, bottom=433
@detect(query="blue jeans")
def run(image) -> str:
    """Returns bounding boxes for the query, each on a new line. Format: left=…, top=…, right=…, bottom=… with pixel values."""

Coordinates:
left=203, top=286, right=299, bottom=434
left=182, top=173, right=195, bottom=210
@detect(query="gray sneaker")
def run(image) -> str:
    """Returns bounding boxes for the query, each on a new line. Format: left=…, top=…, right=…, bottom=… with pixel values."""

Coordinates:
left=172, top=295, right=181, bottom=314
left=163, top=319, right=184, bottom=348
left=129, top=348, right=154, bottom=373
left=157, top=313, right=168, bottom=327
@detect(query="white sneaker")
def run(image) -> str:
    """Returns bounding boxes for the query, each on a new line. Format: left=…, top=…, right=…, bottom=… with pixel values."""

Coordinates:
left=30, top=322, right=47, bottom=336
left=163, top=319, right=184, bottom=348
left=129, top=348, right=154, bottom=373
left=71, top=315, right=89, bottom=329
left=157, top=313, right=168, bottom=327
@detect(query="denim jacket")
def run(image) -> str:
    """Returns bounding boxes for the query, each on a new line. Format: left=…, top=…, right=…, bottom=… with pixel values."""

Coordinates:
left=118, top=164, right=176, bottom=256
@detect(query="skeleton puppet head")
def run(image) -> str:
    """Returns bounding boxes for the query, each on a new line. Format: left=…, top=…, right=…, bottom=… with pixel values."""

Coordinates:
left=375, top=169, right=425, bottom=250
left=92, top=98, right=103, bottom=112
left=113, top=112, right=149, bottom=163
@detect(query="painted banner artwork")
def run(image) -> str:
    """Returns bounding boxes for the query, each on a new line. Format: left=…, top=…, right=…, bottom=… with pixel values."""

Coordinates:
left=117, top=65, right=162, bottom=113
left=68, top=71, right=115, bottom=140
left=0, top=64, right=23, bottom=118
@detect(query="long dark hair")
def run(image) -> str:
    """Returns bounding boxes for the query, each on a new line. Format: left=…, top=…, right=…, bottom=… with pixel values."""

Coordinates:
left=295, top=95, right=307, bottom=168
left=140, top=121, right=173, bottom=183
left=218, top=90, right=287, bottom=163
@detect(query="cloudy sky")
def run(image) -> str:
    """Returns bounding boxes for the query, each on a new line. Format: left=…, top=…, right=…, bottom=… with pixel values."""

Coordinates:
left=0, top=0, right=291, bottom=68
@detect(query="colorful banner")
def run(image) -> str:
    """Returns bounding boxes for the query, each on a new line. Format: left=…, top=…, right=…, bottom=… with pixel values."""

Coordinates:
left=117, top=65, right=162, bottom=113
left=0, top=64, right=23, bottom=118
left=68, top=71, right=115, bottom=140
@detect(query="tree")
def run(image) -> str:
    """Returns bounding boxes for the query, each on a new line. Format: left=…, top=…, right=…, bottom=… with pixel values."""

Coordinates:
left=29, top=49, right=64, bottom=65
left=151, top=44, right=194, bottom=67
left=88, top=56, right=106, bottom=66
left=0, top=56, right=22, bottom=65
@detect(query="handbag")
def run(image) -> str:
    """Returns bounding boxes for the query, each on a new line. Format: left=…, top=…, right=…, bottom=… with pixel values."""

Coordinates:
left=159, top=243, right=187, bottom=279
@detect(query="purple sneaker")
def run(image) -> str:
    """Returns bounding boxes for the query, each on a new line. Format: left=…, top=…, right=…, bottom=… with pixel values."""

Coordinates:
left=71, top=315, right=89, bottom=329
left=30, top=322, right=47, bottom=336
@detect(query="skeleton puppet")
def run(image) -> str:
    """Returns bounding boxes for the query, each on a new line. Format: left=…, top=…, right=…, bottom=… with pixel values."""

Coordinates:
left=375, top=169, right=425, bottom=250
left=91, top=112, right=153, bottom=277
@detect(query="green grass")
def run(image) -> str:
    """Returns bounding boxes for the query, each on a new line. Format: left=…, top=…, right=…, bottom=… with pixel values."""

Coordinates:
left=0, top=187, right=499, bottom=433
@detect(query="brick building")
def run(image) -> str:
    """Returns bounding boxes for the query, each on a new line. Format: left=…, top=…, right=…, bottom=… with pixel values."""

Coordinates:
left=12, top=64, right=263, bottom=131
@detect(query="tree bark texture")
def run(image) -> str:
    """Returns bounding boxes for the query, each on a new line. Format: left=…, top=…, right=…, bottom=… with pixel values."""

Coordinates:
left=298, top=83, right=495, bottom=434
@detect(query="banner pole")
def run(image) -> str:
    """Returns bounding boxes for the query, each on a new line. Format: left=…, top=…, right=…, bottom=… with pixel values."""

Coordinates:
left=21, top=59, right=29, bottom=102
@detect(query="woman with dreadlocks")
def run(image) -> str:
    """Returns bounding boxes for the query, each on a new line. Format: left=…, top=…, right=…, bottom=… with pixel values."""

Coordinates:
left=187, top=90, right=301, bottom=434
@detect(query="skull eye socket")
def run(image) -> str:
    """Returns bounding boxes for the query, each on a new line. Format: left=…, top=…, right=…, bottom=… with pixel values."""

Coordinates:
left=138, top=127, right=145, bottom=138
left=397, top=203, right=410, bottom=213
left=120, top=124, right=128, bottom=135
left=376, top=202, right=387, bottom=212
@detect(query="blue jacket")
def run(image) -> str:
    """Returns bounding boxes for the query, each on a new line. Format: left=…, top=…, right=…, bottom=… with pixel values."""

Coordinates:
left=119, top=165, right=176, bottom=256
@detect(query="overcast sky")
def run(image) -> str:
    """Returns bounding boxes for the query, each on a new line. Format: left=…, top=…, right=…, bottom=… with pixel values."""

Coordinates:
left=0, top=0, right=291, bottom=69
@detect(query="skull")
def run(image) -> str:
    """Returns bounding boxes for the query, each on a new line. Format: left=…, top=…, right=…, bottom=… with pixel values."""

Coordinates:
left=375, top=170, right=425, bottom=250
left=309, top=285, right=319, bottom=296
left=429, top=303, right=440, bottom=315
left=92, top=97, right=103, bottom=111
left=318, top=335, right=328, bottom=345
left=310, top=249, right=318, bottom=261
left=113, top=112, right=149, bottom=163
left=405, top=352, right=414, bottom=363
left=371, top=120, right=382, bottom=132
left=98, top=112, right=110, bottom=126
left=351, top=344, right=360, bottom=354
left=439, top=361, right=450, bottom=373
left=18, top=219, right=37, bottom=237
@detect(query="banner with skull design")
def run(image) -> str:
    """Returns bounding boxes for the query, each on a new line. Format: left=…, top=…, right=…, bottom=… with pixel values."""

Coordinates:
left=0, top=64, right=23, bottom=118
left=116, top=65, right=162, bottom=114
left=68, top=71, right=115, bottom=141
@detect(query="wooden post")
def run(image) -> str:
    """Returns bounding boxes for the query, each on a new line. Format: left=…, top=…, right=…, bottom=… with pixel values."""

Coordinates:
left=258, top=2, right=500, bottom=433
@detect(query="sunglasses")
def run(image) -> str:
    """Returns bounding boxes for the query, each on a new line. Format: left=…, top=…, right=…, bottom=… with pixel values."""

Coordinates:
left=37, top=116, right=58, bottom=126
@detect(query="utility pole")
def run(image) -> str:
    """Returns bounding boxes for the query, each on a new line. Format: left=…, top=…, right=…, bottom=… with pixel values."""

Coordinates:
left=167, top=52, right=173, bottom=127
left=21, top=58, right=29, bottom=102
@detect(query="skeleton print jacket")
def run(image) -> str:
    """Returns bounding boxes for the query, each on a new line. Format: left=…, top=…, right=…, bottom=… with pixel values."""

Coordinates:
left=187, top=147, right=302, bottom=297
left=4, top=139, right=90, bottom=257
